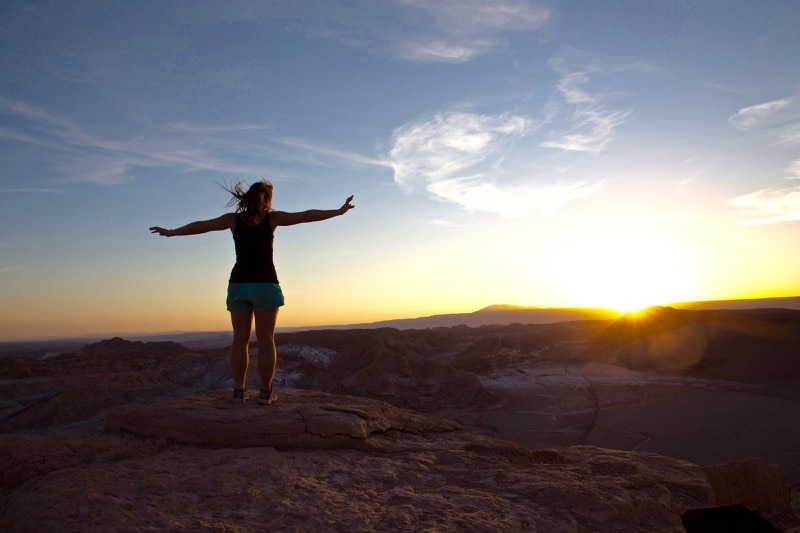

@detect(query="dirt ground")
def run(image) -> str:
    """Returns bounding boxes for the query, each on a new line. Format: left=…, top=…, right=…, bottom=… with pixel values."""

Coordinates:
left=475, top=362, right=800, bottom=486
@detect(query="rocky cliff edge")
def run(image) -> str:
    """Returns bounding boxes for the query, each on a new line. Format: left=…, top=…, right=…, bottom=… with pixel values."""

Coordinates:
left=1, top=388, right=721, bottom=532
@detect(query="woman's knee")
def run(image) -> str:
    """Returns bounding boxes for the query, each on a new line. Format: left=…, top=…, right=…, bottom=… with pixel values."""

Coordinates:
left=231, top=336, right=250, bottom=351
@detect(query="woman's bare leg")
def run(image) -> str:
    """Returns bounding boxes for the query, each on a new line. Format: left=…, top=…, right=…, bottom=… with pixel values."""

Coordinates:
left=230, top=310, right=254, bottom=389
left=254, top=307, right=279, bottom=390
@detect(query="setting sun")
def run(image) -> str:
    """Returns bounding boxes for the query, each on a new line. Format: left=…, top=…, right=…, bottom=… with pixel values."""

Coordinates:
left=554, top=230, right=692, bottom=313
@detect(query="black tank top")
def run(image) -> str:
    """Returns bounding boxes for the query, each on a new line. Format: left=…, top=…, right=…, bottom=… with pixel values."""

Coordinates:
left=229, top=213, right=279, bottom=283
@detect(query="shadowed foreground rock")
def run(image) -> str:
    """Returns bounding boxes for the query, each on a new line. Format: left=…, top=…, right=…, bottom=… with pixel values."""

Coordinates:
left=3, top=326, right=799, bottom=532
left=704, top=459, right=794, bottom=514
left=2, top=389, right=718, bottom=532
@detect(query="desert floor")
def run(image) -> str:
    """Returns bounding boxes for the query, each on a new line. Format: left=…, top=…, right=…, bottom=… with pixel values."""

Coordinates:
left=478, top=362, right=800, bottom=485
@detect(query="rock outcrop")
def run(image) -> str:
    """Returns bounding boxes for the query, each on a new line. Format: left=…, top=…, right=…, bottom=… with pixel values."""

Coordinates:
left=104, top=388, right=463, bottom=451
left=2, top=326, right=799, bottom=532
left=3, top=388, right=716, bottom=532
left=705, top=459, right=794, bottom=514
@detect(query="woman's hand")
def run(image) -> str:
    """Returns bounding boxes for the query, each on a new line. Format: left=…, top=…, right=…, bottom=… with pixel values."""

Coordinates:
left=339, top=195, right=355, bottom=214
left=149, top=226, right=173, bottom=237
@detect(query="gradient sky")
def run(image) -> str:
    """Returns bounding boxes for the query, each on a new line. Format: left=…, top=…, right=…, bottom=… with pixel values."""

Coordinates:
left=2, top=1, right=799, bottom=340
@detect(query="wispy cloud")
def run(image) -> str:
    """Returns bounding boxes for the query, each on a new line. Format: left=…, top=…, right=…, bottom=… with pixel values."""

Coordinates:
left=164, top=122, right=270, bottom=134
left=396, top=0, right=551, bottom=62
left=786, top=159, right=800, bottom=180
left=779, top=124, right=800, bottom=145
left=287, top=0, right=551, bottom=63
left=728, top=93, right=800, bottom=145
left=386, top=110, right=602, bottom=216
left=541, top=52, right=635, bottom=154
left=728, top=95, right=800, bottom=223
left=541, top=108, right=630, bottom=153
left=389, top=111, right=529, bottom=190
left=730, top=185, right=800, bottom=224
left=278, top=138, right=392, bottom=169
left=429, top=178, right=604, bottom=216
left=0, top=188, right=65, bottom=194
left=0, top=97, right=178, bottom=184
left=0, top=96, right=384, bottom=186
left=398, top=40, right=487, bottom=63
left=729, top=97, right=792, bottom=129
left=430, top=219, right=460, bottom=227
left=400, top=0, right=550, bottom=34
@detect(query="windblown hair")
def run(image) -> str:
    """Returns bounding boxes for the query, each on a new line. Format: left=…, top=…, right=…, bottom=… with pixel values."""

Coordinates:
left=224, top=178, right=273, bottom=214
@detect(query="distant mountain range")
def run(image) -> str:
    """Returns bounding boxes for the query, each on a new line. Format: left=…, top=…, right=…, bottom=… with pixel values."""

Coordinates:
left=281, top=305, right=621, bottom=332
left=3, top=296, right=799, bottom=354
left=278, top=296, right=800, bottom=332
left=668, top=295, right=800, bottom=311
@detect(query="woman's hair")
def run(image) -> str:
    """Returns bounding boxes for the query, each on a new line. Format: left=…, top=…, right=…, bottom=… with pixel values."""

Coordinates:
left=224, top=178, right=273, bottom=213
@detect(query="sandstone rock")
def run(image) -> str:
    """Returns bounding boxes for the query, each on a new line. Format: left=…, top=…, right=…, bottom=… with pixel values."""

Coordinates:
left=1, top=389, right=715, bottom=532
left=0, top=339, right=230, bottom=433
left=704, top=458, right=793, bottom=514
left=3, top=324, right=800, bottom=532
left=282, top=328, right=491, bottom=414
left=104, top=388, right=463, bottom=451
left=0, top=428, right=158, bottom=487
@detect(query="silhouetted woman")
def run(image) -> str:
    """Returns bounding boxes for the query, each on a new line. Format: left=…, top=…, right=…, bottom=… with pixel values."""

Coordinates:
left=150, top=180, right=354, bottom=404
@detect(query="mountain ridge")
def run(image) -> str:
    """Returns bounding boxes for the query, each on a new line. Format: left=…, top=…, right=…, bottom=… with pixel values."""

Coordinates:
left=3, top=296, right=800, bottom=350
left=278, top=295, right=800, bottom=332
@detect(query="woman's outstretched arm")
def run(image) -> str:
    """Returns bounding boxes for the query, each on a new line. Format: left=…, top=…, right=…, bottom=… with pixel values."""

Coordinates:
left=271, top=195, right=355, bottom=228
left=150, top=213, right=235, bottom=237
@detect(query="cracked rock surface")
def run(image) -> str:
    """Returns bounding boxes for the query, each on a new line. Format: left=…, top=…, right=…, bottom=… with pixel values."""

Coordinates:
left=3, top=389, right=716, bottom=532
left=104, top=388, right=463, bottom=451
left=3, top=314, right=800, bottom=532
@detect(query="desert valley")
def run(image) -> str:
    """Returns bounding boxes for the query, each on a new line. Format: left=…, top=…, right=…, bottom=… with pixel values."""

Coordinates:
left=1, top=303, right=799, bottom=531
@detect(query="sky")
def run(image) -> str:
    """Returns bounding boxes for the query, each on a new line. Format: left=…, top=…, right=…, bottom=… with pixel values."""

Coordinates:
left=1, top=1, right=799, bottom=340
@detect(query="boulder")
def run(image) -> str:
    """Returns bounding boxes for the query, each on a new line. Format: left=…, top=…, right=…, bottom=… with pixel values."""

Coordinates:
left=704, top=458, right=793, bottom=514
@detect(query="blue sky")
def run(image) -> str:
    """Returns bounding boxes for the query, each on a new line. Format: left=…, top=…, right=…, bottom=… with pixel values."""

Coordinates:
left=1, top=1, right=799, bottom=340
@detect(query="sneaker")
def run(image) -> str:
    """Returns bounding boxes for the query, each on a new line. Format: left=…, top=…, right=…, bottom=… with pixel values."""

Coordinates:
left=258, top=387, right=277, bottom=405
left=232, top=388, right=249, bottom=403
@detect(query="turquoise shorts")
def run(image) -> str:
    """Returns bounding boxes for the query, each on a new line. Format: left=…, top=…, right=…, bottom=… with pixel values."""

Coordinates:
left=226, top=282, right=285, bottom=312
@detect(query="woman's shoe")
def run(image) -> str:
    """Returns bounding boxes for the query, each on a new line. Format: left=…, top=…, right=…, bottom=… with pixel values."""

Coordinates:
left=258, top=387, right=277, bottom=405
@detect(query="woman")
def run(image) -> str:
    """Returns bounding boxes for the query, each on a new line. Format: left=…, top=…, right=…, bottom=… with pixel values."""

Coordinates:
left=150, top=180, right=354, bottom=404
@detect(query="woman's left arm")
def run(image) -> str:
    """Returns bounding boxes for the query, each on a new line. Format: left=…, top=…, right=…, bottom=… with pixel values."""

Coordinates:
left=271, top=195, right=354, bottom=228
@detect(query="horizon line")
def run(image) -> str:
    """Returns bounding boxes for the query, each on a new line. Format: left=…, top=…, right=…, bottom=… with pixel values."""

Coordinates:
left=3, top=295, right=800, bottom=343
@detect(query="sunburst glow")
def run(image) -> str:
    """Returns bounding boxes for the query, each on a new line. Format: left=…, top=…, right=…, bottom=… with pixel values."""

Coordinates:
left=554, top=230, right=692, bottom=313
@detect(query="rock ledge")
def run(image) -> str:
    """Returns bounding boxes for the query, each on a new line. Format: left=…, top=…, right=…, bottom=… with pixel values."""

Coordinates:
left=104, top=388, right=462, bottom=451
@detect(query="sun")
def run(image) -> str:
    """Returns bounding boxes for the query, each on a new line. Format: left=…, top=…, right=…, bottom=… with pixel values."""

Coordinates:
left=553, top=229, right=691, bottom=313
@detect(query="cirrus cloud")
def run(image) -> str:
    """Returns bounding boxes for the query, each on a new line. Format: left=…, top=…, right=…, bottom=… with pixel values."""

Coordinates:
left=389, top=111, right=529, bottom=190
left=396, top=0, right=551, bottom=62
left=541, top=51, right=637, bottom=154
left=730, top=184, right=800, bottom=225
left=386, top=110, right=602, bottom=217
left=728, top=93, right=800, bottom=145
left=728, top=94, right=800, bottom=223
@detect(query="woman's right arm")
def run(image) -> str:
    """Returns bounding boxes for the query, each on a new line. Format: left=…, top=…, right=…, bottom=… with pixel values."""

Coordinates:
left=150, top=213, right=235, bottom=237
